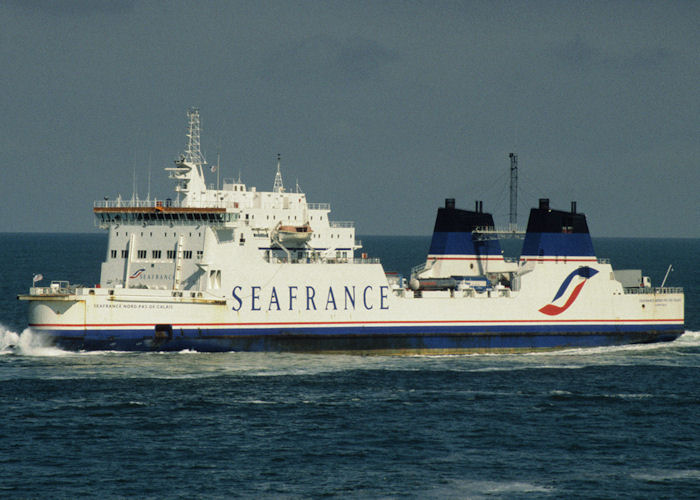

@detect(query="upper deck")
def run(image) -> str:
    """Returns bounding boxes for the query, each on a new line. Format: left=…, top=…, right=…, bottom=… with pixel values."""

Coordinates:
left=94, top=199, right=234, bottom=228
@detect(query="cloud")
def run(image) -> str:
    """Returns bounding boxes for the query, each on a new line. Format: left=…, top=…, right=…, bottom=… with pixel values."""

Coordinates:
left=261, top=34, right=399, bottom=85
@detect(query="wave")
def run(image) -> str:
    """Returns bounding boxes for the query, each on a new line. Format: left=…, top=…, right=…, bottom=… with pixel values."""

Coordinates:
left=523, top=330, right=700, bottom=358
left=631, top=469, right=700, bottom=483
left=674, top=330, right=700, bottom=345
left=0, top=325, right=70, bottom=357
left=425, top=479, right=555, bottom=498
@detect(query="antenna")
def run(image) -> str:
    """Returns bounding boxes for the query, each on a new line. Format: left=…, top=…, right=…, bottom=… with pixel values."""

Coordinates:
left=147, top=153, right=152, bottom=202
left=661, top=264, right=674, bottom=287
left=273, top=153, right=285, bottom=193
left=509, top=153, right=518, bottom=232
left=216, top=133, right=222, bottom=191
left=184, top=107, right=206, bottom=168
left=216, top=152, right=221, bottom=191
left=131, top=163, right=138, bottom=203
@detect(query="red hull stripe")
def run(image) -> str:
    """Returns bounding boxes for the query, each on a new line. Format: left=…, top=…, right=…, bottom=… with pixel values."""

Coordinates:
left=30, top=318, right=684, bottom=328
left=427, top=256, right=506, bottom=261
left=521, top=257, right=598, bottom=262
left=427, top=256, right=598, bottom=263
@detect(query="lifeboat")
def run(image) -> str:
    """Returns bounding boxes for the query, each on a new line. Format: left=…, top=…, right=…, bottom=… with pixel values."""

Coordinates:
left=276, top=222, right=313, bottom=245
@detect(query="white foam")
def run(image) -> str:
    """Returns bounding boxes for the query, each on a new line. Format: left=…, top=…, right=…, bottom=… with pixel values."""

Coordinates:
left=523, top=331, right=700, bottom=358
left=0, top=325, right=20, bottom=354
left=0, top=325, right=70, bottom=357
left=675, top=330, right=700, bottom=346
left=426, top=479, right=555, bottom=498
left=631, top=469, right=700, bottom=482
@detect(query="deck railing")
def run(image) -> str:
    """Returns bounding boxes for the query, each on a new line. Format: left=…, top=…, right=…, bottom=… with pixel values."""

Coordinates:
left=94, top=199, right=241, bottom=210
left=623, top=286, right=683, bottom=295
left=30, top=281, right=81, bottom=296
left=330, top=221, right=354, bottom=228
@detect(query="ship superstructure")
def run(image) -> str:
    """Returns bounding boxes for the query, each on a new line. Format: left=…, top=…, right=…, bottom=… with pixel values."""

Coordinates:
left=96, top=109, right=359, bottom=293
left=19, top=109, right=684, bottom=353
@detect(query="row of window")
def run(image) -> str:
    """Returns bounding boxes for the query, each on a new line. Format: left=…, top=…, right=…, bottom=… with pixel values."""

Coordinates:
left=316, top=233, right=352, bottom=239
left=242, top=213, right=326, bottom=221
left=109, top=249, right=203, bottom=260
left=99, top=212, right=232, bottom=224
left=115, top=231, right=202, bottom=238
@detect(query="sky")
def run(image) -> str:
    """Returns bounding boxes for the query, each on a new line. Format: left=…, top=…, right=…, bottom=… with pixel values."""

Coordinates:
left=1, top=0, right=698, bottom=237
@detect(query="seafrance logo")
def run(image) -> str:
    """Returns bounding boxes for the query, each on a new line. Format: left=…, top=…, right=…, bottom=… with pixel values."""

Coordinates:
left=129, top=268, right=146, bottom=279
left=539, top=266, right=598, bottom=316
left=231, top=285, right=390, bottom=312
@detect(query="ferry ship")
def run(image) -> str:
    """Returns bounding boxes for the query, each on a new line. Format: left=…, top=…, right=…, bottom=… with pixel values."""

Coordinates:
left=19, top=109, right=685, bottom=353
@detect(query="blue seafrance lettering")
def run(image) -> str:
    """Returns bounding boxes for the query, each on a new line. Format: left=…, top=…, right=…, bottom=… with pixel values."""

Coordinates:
left=363, top=285, right=373, bottom=310
left=326, top=287, right=337, bottom=310
left=306, top=286, right=317, bottom=310
left=231, top=286, right=243, bottom=311
left=380, top=285, right=389, bottom=310
left=344, top=286, right=355, bottom=310
left=231, top=284, right=387, bottom=312
left=268, top=287, right=281, bottom=311
left=288, top=286, right=298, bottom=311
left=251, top=286, right=261, bottom=311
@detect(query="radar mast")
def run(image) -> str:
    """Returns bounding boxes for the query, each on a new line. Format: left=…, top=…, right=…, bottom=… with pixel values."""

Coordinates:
left=273, top=153, right=285, bottom=193
left=184, top=107, right=206, bottom=168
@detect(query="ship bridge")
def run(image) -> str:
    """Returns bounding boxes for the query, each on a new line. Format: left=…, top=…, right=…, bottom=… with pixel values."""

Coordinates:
left=94, top=199, right=237, bottom=228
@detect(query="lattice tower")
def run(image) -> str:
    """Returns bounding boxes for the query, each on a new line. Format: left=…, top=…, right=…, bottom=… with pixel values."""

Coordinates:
left=184, top=107, right=205, bottom=166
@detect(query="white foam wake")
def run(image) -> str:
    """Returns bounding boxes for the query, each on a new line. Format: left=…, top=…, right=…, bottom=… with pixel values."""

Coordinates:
left=0, top=325, right=70, bottom=356
left=675, top=330, right=700, bottom=346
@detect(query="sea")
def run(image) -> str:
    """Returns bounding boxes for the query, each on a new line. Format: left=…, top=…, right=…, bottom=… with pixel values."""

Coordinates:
left=1, top=233, right=699, bottom=499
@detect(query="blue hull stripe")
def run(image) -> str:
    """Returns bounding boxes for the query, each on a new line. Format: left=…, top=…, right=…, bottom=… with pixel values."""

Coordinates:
left=33, top=323, right=684, bottom=352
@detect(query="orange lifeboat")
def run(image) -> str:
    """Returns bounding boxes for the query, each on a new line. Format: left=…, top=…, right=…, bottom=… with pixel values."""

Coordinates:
left=276, top=223, right=313, bottom=245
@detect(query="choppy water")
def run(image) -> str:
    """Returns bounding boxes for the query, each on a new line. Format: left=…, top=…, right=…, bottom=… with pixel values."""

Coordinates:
left=1, top=234, right=699, bottom=498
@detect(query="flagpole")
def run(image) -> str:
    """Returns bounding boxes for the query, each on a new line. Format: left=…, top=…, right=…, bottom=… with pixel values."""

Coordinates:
left=32, top=273, right=43, bottom=289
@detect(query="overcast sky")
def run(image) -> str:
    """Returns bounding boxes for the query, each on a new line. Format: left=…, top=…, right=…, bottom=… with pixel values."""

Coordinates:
left=1, top=0, right=698, bottom=237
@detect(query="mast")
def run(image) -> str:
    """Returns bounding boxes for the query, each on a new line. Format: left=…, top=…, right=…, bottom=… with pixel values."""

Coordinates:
left=216, top=153, right=220, bottom=191
left=165, top=107, right=208, bottom=201
left=147, top=153, right=152, bottom=202
left=509, top=153, right=518, bottom=232
left=273, top=153, right=285, bottom=193
left=184, top=107, right=206, bottom=170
